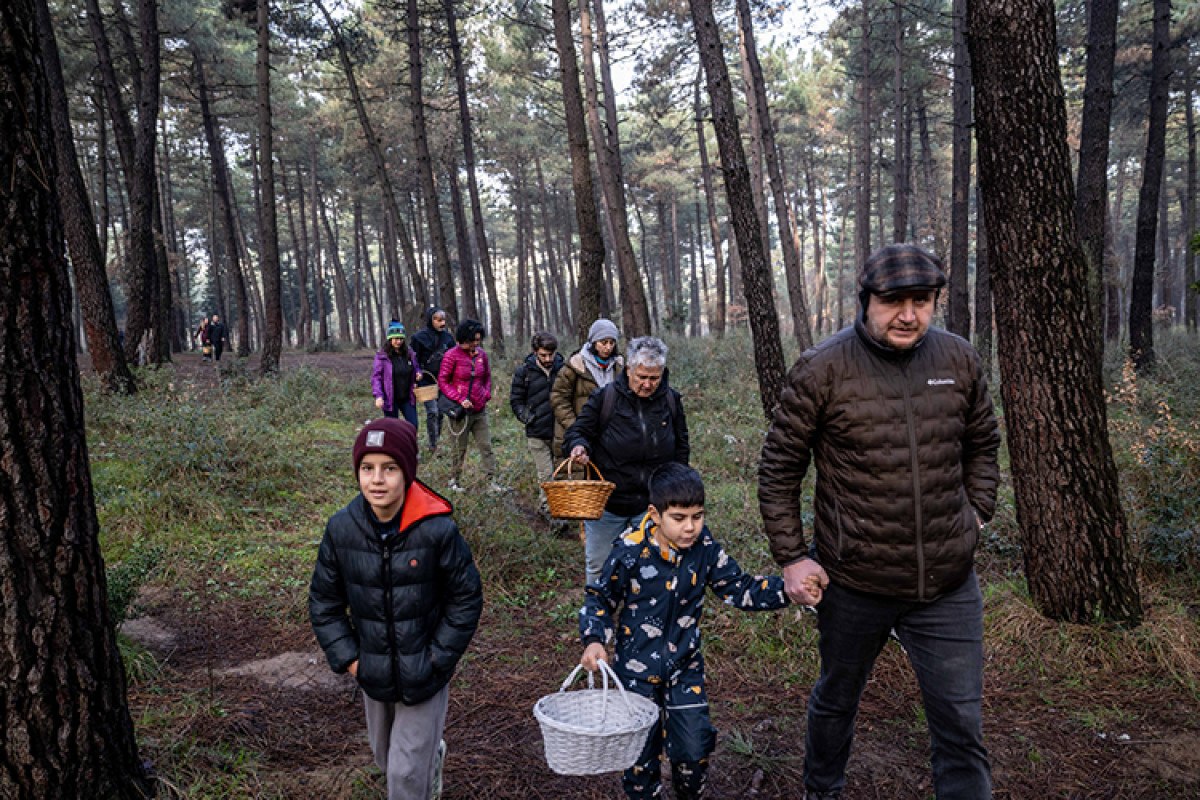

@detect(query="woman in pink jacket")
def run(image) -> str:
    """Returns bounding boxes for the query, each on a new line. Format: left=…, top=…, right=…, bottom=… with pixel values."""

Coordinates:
left=437, top=319, right=503, bottom=493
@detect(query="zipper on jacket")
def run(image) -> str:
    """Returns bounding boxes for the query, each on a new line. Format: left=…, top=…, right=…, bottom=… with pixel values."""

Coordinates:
left=901, top=364, right=926, bottom=600
left=382, top=540, right=401, bottom=695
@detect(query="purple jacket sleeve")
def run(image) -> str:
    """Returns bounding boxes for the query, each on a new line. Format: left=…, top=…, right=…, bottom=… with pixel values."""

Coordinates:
left=371, top=352, right=389, bottom=406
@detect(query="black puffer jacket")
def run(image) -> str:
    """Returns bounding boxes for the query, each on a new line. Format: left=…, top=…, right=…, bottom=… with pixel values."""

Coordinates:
left=410, top=313, right=455, bottom=384
left=510, top=352, right=564, bottom=441
left=309, top=482, right=483, bottom=704
left=758, top=320, right=1000, bottom=601
left=562, top=370, right=689, bottom=517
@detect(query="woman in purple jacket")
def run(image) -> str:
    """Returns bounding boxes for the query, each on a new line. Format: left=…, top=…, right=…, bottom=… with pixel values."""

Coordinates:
left=372, top=321, right=422, bottom=428
left=437, top=319, right=503, bottom=493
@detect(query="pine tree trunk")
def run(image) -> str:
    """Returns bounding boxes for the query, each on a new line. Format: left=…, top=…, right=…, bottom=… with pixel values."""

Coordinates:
left=694, top=77, right=726, bottom=337
left=551, top=0, right=606, bottom=341
left=256, top=0, right=283, bottom=372
left=318, top=195, right=354, bottom=344
left=1185, top=46, right=1197, bottom=332
left=535, top=154, right=573, bottom=335
left=35, top=0, right=136, bottom=393
left=287, top=163, right=313, bottom=346
left=855, top=0, right=874, bottom=272
left=969, top=0, right=1142, bottom=625
left=735, top=0, right=812, bottom=348
left=892, top=0, right=909, bottom=241
left=407, top=0, right=457, bottom=319
left=1075, top=0, right=1119, bottom=344
left=973, top=184, right=992, bottom=380
left=443, top=0, right=503, bottom=352
left=688, top=0, right=785, bottom=417
left=1129, top=0, right=1171, bottom=370
left=948, top=0, right=972, bottom=338
left=1, top=7, right=154, bottom=792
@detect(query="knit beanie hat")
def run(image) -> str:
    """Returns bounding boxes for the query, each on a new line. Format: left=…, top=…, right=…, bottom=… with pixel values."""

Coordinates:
left=587, top=318, right=619, bottom=344
left=353, top=418, right=418, bottom=488
left=386, top=321, right=406, bottom=341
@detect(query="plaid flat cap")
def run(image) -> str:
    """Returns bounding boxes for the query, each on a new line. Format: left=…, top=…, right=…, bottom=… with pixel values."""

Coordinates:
left=858, top=244, right=947, bottom=295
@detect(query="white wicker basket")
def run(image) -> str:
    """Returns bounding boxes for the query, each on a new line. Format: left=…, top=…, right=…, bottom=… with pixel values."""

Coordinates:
left=533, top=661, right=660, bottom=776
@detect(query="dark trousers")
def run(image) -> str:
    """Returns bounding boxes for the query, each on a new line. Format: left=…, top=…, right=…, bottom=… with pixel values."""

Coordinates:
left=623, top=671, right=715, bottom=799
left=384, top=402, right=419, bottom=429
left=805, top=571, right=991, bottom=799
left=422, top=398, right=442, bottom=448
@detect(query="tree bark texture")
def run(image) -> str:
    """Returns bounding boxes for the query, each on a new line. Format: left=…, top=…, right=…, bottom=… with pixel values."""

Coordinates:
left=407, top=0, right=457, bottom=319
left=0, top=5, right=154, bottom=793
left=968, top=0, right=1142, bottom=625
left=1129, top=0, right=1171, bottom=370
left=694, top=76, right=726, bottom=337
left=736, top=0, right=812, bottom=349
left=1075, top=0, right=1119, bottom=344
left=35, top=0, right=136, bottom=394
left=688, top=0, right=785, bottom=418
left=948, top=0, right=972, bottom=338
left=854, top=0, right=874, bottom=273
left=256, top=0, right=283, bottom=373
left=551, top=0, right=605, bottom=342
left=1185, top=44, right=1197, bottom=332
left=892, top=0, right=909, bottom=241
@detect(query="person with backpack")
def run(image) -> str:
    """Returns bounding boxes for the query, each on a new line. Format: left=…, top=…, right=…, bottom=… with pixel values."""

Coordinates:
left=510, top=332, right=566, bottom=534
left=411, top=307, right=455, bottom=451
left=563, top=336, right=690, bottom=585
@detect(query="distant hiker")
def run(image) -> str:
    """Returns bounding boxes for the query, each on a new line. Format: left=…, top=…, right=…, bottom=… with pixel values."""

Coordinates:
left=437, top=319, right=502, bottom=494
left=373, top=321, right=422, bottom=428
left=758, top=243, right=1001, bottom=799
left=196, top=316, right=212, bottom=361
left=579, top=463, right=793, bottom=800
left=509, top=331, right=566, bottom=533
left=550, top=317, right=624, bottom=459
left=310, top=417, right=482, bottom=800
left=208, top=314, right=228, bottom=362
left=411, top=307, right=456, bottom=451
left=564, top=336, right=689, bottom=585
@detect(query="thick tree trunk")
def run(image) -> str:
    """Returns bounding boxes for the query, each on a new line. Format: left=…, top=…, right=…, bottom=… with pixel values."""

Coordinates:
left=0, top=7, right=153, bottom=793
left=256, top=0, right=283, bottom=372
left=973, top=184, right=992, bottom=380
left=407, top=0, right=457, bottom=319
left=948, top=0, right=972, bottom=338
left=551, top=0, right=606, bottom=341
left=915, top=87, right=947, bottom=259
left=736, top=0, right=812, bottom=348
left=694, top=77, right=726, bottom=337
left=1075, top=0, right=1119, bottom=345
left=969, top=0, right=1142, bottom=625
left=688, top=0, right=785, bottom=417
left=35, top=0, right=136, bottom=394
left=1129, top=0, right=1171, bottom=370
left=892, top=0, right=909, bottom=241
left=443, top=0, right=503, bottom=352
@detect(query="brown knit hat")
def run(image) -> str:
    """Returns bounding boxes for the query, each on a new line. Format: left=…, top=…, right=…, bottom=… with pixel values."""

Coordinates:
left=352, top=418, right=418, bottom=488
left=858, top=244, right=947, bottom=296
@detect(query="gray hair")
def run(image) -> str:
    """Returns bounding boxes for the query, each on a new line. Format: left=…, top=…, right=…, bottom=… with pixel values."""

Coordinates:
left=626, top=336, right=668, bottom=369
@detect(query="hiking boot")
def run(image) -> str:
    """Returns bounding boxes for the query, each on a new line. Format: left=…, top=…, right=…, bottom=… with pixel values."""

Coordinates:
left=447, top=479, right=464, bottom=493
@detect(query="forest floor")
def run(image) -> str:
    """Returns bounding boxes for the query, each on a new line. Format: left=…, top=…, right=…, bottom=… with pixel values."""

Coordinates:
left=89, top=342, right=1200, bottom=799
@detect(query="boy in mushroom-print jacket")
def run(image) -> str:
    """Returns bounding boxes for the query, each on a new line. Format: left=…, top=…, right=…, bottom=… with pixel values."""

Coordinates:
left=579, top=463, right=795, bottom=800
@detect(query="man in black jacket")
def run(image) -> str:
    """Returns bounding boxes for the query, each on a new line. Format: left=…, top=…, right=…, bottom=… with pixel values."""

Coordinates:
left=564, top=335, right=690, bottom=585
left=208, top=314, right=228, bottom=361
left=411, top=307, right=456, bottom=450
left=510, top=332, right=566, bottom=533
left=310, top=417, right=482, bottom=799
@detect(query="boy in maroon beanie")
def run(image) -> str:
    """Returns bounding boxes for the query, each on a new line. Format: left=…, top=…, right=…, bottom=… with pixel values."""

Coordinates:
left=310, top=418, right=482, bottom=799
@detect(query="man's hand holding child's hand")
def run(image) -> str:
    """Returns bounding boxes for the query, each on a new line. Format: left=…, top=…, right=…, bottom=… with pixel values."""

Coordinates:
left=581, top=642, right=607, bottom=672
left=783, top=558, right=829, bottom=606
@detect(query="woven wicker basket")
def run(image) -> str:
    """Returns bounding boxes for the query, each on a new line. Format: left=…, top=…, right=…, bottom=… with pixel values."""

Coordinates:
left=414, top=383, right=439, bottom=403
left=542, top=460, right=615, bottom=520
left=534, top=662, right=659, bottom=775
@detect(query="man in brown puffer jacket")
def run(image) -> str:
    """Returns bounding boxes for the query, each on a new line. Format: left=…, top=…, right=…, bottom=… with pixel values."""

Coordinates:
left=758, top=243, right=1000, bottom=800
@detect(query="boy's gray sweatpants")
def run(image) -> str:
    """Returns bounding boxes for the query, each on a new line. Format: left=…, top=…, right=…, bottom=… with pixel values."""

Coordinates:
left=363, top=685, right=449, bottom=800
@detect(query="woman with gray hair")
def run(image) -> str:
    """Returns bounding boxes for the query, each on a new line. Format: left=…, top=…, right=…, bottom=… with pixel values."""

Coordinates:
left=563, top=336, right=690, bottom=585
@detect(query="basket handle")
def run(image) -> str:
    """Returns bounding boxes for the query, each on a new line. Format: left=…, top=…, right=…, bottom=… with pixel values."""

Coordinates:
left=559, top=660, right=637, bottom=728
left=550, top=458, right=608, bottom=483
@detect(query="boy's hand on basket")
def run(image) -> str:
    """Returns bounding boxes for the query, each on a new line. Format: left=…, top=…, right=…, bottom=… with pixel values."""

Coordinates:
left=581, top=642, right=607, bottom=672
left=569, top=445, right=590, bottom=465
